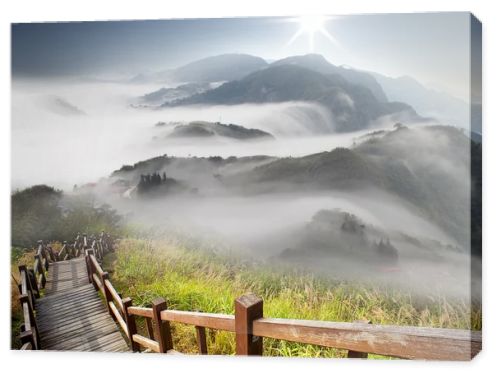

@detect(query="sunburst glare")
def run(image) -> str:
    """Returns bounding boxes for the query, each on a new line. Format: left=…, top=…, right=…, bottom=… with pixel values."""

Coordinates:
left=287, top=15, right=339, bottom=52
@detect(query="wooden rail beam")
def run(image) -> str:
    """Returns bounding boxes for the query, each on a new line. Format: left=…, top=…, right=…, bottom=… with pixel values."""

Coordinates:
left=347, top=320, right=371, bottom=359
left=129, top=306, right=153, bottom=319
left=133, top=334, right=160, bottom=353
left=101, top=272, right=114, bottom=317
left=252, top=318, right=481, bottom=360
left=160, top=310, right=234, bottom=331
left=104, top=279, right=124, bottom=313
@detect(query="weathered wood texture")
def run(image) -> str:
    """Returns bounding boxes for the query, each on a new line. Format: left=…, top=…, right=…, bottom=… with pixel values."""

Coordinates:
left=252, top=318, right=481, bottom=361
left=43, top=258, right=90, bottom=295
left=36, top=258, right=129, bottom=352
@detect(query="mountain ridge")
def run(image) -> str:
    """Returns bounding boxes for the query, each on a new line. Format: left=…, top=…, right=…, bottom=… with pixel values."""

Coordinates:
left=166, top=63, right=420, bottom=132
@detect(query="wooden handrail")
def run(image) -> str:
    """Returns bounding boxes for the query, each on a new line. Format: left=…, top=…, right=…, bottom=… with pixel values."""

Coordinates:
left=125, top=302, right=482, bottom=359
left=252, top=318, right=481, bottom=360
left=89, top=255, right=104, bottom=276
left=128, top=306, right=153, bottom=318
left=132, top=334, right=160, bottom=353
left=109, top=301, right=129, bottom=337
left=17, top=232, right=115, bottom=351
left=161, top=310, right=235, bottom=332
left=105, top=279, right=124, bottom=313
left=16, top=231, right=482, bottom=360
left=18, top=266, right=40, bottom=350
left=93, top=273, right=103, bottom=293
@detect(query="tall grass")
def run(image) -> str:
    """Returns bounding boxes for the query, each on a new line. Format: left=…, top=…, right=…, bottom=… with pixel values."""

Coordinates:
left=105, top=237, right=481, bottom=357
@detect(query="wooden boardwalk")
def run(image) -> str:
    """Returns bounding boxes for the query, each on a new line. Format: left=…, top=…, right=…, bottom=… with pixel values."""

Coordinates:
left=36, top=258, right=129, bottom=352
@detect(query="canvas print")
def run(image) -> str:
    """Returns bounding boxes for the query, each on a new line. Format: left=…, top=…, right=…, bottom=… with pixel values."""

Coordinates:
left=11, top=12, right=482, bottom=359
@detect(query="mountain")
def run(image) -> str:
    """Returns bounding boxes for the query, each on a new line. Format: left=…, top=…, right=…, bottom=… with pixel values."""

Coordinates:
left=279, top=209, right=400, bottom=267
left=131, top=54, right=268, bottom=84
left=167, top=64, right=420, bottom=132
left=225, top=125, right=473, bottom=248
left=42, top=95, right=85, bottom=116
left=169, top=54, right=268, bottom=82
left=271, top=54, right=388, bottom=102
left=139, top=83, right=214, bottom=105
left=167, top=121, right=274, bottom=140
left=107, top=125, right=476, bottom=251
left=371, top=73, right=473, bottom=131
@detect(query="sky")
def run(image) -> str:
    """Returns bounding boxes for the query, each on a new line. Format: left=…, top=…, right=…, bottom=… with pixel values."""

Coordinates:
left=12, top=12, right=475, bottom=100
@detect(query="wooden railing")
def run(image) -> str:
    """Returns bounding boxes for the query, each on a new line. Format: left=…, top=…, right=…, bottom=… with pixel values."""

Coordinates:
left=17, top=232, right=482, bottom=359
left=16, top=232, right=114, bottom=350
left=84, top=253, right=481, bottom=360
left=121, top=295, right=481, bottom=360
left=17, top=265, right=41, bottom=350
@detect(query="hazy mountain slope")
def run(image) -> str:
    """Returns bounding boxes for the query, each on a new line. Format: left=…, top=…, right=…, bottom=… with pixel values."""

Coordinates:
left=233, top=147, right=385, bottom=190
left=106, top=125, right=475, bottom=250
left=131, top=54, right=268, bottom=84
left=167, top=121, right=274, bottom=140
left=371, top=73, right=471, bottom=130
left=271, top=54, right=388, bottom=102
left=139, top=83, right=213, bottom=105
left=354, top=125, right=471, bottom=246
left=42, top=95, right=86, bottom=116
left=171, top=54, right=268, bottom=82
left=168, top=64, right=419, bottom=132
left=227, top=125, right=472, bottom=247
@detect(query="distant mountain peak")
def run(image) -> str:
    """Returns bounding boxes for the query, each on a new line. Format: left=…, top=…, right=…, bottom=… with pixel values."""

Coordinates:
left=271, top=54, right=388, bottom=102
left=130, top=53, right=268, bottom=84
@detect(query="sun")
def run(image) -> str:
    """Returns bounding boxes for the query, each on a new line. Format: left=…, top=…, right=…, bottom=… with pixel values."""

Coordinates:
left=299, top=15, right=326, bottom=34
left=287, top=15, right=338, bottom=52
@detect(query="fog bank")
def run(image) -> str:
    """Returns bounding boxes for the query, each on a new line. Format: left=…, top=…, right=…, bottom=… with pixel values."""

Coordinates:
left=12, top=79, right=366, bottom=189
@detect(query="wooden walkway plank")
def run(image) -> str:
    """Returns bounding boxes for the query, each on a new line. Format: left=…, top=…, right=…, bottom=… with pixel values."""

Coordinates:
left=36, top=257, right=130, bottom=352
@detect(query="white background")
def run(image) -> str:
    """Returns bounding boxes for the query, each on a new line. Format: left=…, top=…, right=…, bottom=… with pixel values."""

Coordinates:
left=1, top=0, right=498, bottom=375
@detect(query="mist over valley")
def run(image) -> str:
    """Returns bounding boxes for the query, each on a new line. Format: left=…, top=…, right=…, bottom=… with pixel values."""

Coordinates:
left=12, top=52, right=480, bottom=301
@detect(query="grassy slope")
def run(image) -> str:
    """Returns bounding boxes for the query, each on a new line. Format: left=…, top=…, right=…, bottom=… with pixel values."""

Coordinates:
left=105, top=238, right=481, bottom=357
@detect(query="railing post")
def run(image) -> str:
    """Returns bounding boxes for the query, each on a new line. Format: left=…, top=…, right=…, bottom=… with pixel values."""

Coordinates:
left=38, top=241, right=49, bottom=270
left=27, top=268, right=40, bottom=298
left=101, top=272, right=114, bottom=316
left=195, top=326, right=208, bottom=355
left=34, top=254, right=46, bottom=288
left=19, top=330, right=36, bottom=350
left=85, top=250, right=93, bottom=284
left=235, top=293, right=263, bottom=355
left=123, top=297, right=139, bottom=352
left=152, top=298, right=173, bottom=353
left=145, top=318, right=155, bottom=339
left=347, top=320, right=372, bottom=359
left=87, top=250, right=98, bottom=290
left=19, top=294, right=40, bottom=349
left=18, top=265, right=35, bottom=307
left=46, top=245, right=56, bottom=262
